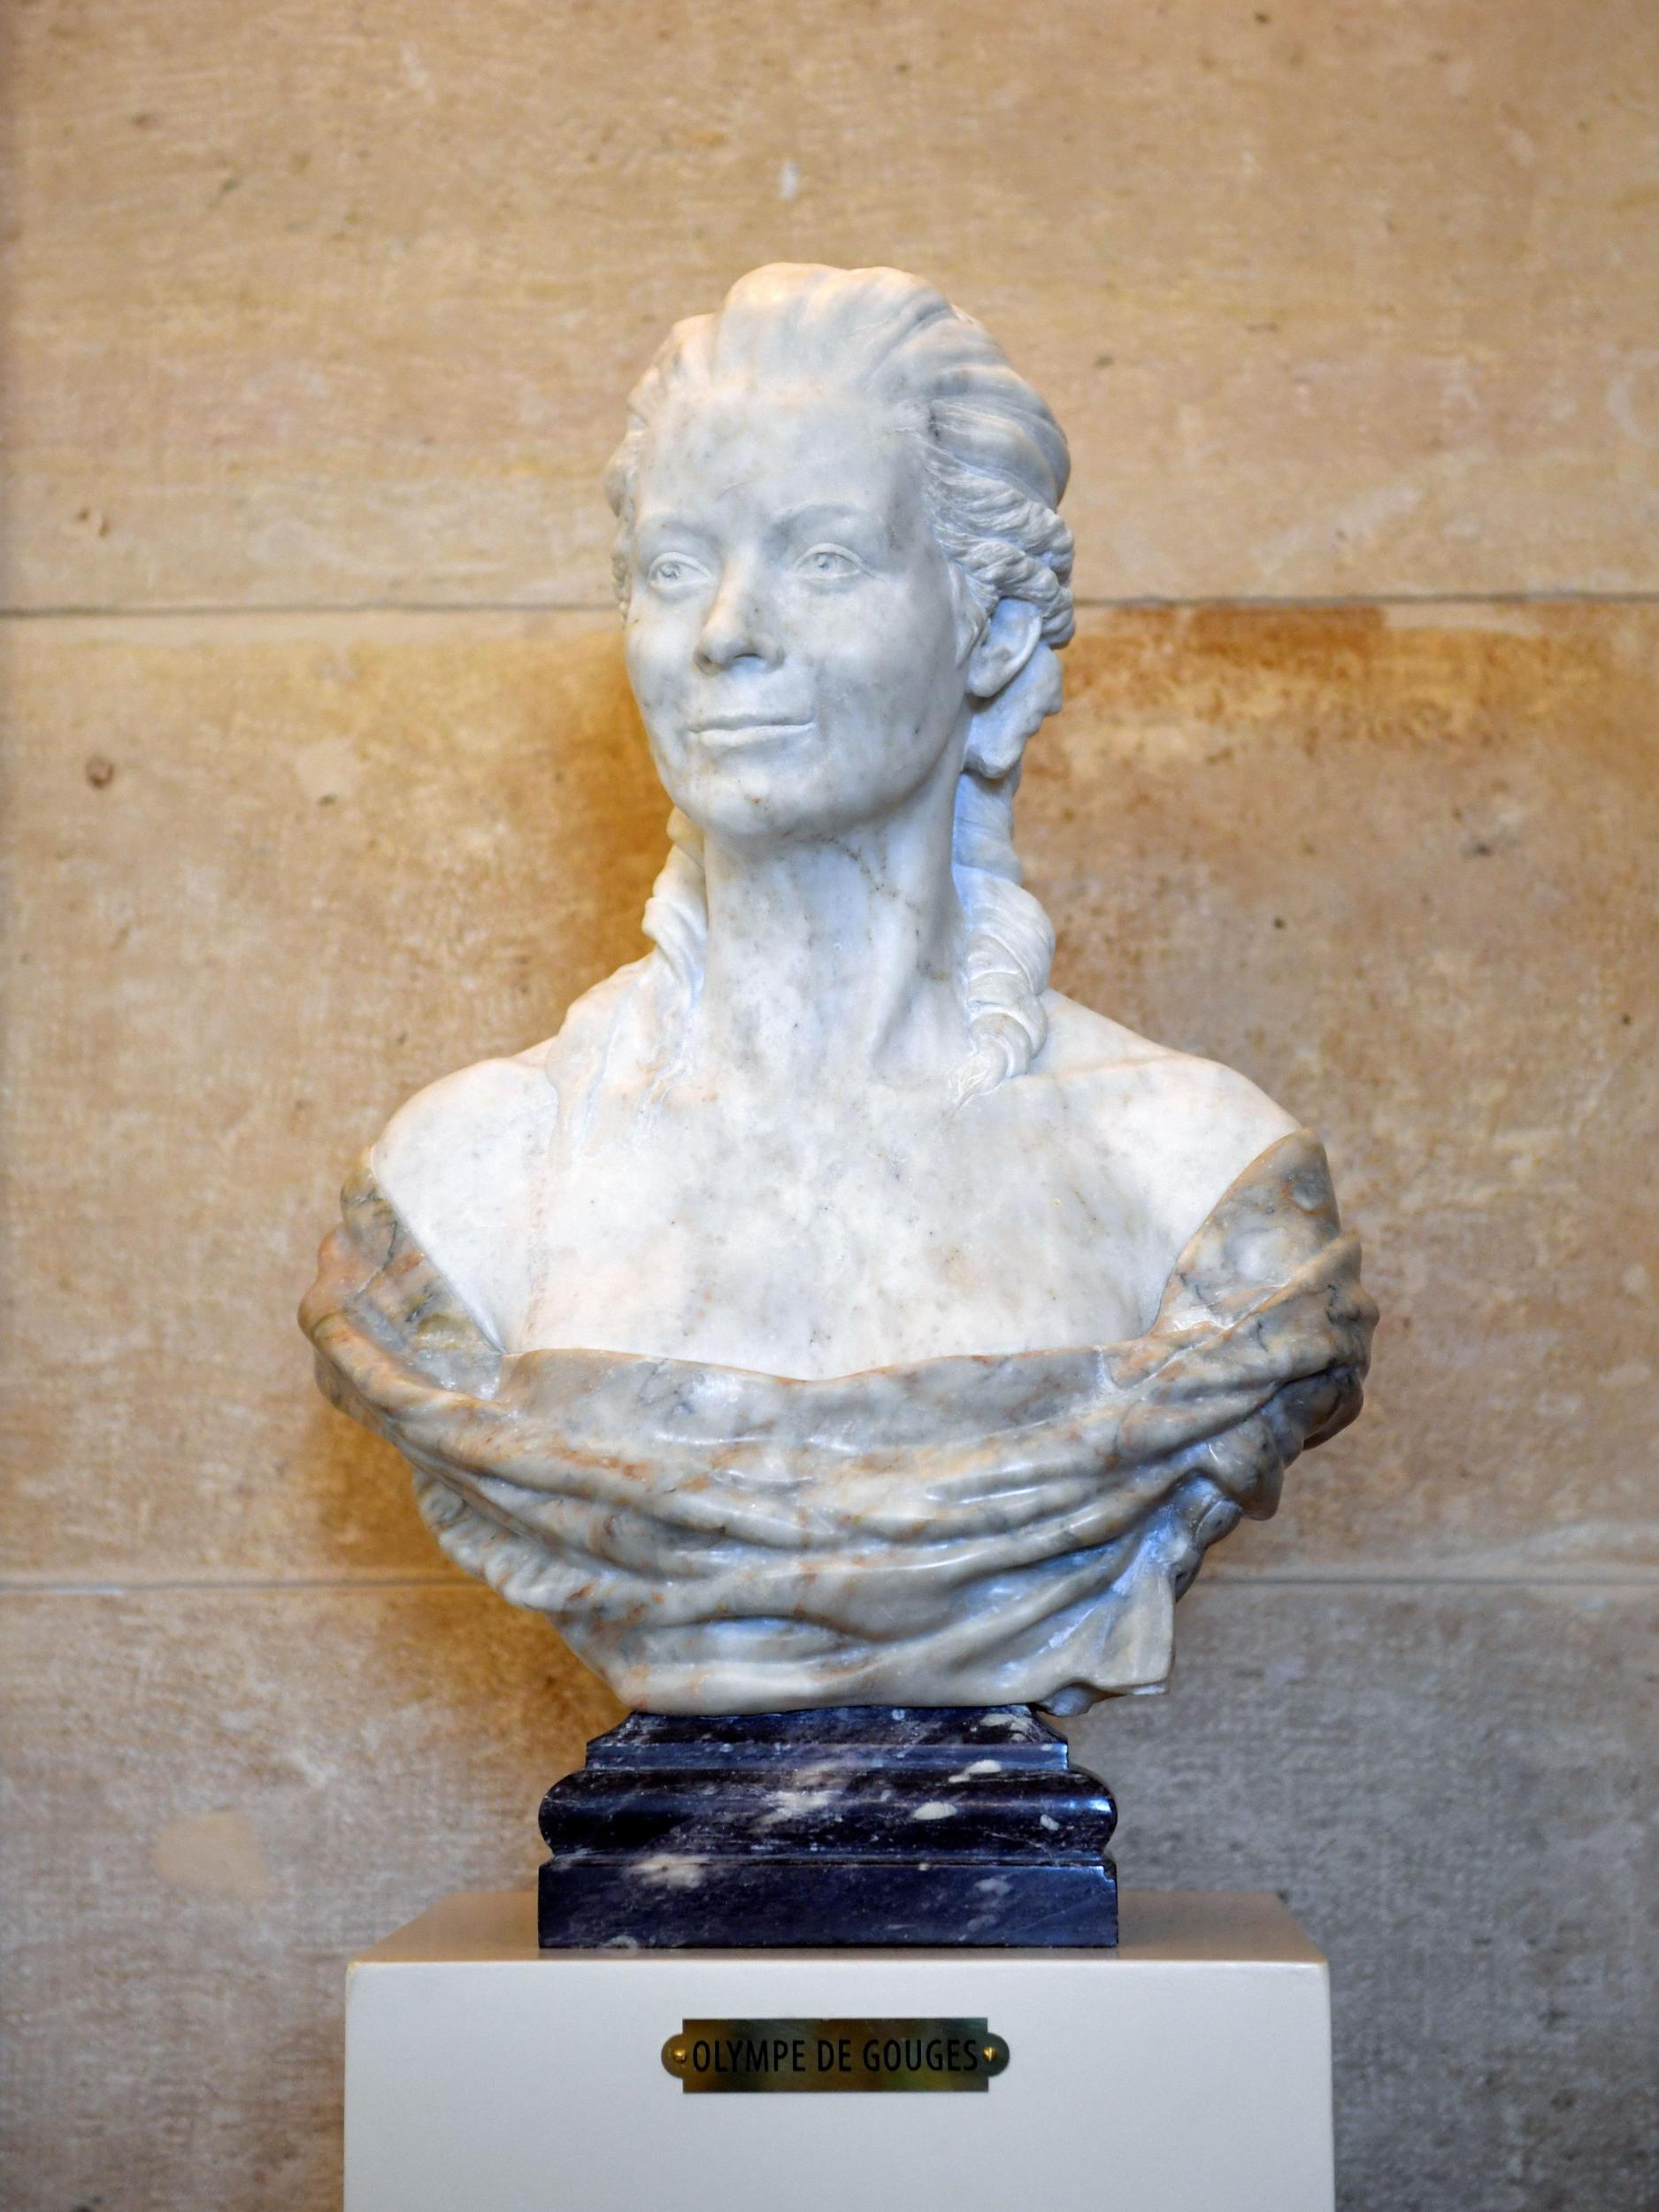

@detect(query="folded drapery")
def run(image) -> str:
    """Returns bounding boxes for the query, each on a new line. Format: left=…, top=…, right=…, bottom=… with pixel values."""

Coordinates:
left=302, top=1127, right=1374, bottom=1714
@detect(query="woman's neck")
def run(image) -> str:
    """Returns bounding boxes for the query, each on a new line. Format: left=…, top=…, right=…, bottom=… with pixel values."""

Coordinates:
left=688, top=768, right=966, bottom=1094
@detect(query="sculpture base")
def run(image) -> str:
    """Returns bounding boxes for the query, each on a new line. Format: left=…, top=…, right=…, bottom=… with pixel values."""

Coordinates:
left=537, top=1706, right=1118, bottom=1948
left=346, top=1890, right=1336, bottom=2212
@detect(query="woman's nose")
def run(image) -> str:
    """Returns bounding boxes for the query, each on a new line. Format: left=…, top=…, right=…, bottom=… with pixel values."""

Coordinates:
left=694, top=567, right=780, bottom=672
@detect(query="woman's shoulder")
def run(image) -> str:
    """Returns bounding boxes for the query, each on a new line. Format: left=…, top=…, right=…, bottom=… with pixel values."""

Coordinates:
left=372, top=1047, right=552, bottom=1196
left=368, top=959, right=654, bottom=1339
left=1040, top=991, right=1296, bottom=1123
left=375, top=964, right=638, bottom=1160
left=1033, top=992, right=1302, bottom=1253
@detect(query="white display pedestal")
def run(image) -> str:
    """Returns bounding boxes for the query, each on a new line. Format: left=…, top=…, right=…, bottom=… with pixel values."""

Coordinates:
left=346, top=1890, right=1334, bottom=2212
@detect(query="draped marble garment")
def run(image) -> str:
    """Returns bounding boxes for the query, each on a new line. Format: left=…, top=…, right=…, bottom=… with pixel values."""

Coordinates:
left=301, top=1127, right=1373, bottom=1715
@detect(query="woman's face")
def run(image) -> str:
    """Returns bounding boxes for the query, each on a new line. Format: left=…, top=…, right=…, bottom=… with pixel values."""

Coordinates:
left=623, top=380, right=971, bottom=843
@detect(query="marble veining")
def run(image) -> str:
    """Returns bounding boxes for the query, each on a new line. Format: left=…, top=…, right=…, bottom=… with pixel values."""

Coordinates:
left=301, top=264, right=1376, bottom=1712
left=303, top=1125, right=1371, bottom=1713
left=535, top=1707, right=1119, bottom=1948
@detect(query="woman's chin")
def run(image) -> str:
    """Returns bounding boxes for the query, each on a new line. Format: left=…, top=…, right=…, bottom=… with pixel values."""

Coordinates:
left=664, top=766, right=891, bottom=845
left=662, top=745, right=963, bottom=849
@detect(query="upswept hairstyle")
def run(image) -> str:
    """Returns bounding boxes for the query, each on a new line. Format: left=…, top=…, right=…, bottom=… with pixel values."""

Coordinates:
left=605, top=264, right=1074, bottom=1102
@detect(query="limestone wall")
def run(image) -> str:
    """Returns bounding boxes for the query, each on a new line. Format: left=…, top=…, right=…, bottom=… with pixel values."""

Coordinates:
left=3, top=5, right=1655, bottom=2207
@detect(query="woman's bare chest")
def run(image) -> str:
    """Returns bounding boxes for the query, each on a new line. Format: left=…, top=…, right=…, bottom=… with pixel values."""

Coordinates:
left=513, top=1093, right=1155, bottom=1375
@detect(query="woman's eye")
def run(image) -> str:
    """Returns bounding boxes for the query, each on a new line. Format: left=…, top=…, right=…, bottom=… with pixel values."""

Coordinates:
left=647, top=556, right=706, bottom=591
left=797, top=545, right=864, bottom=581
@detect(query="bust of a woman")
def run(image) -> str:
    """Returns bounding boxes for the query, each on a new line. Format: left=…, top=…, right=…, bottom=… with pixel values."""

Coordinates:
left=374, top=265, right=1294, bottom=1376
left=304, top=266, right=1373, bottom=1714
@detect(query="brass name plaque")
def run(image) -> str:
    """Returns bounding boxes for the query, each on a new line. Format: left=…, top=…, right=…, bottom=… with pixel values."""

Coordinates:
left=662, top=2016, right=1010, bottom=2094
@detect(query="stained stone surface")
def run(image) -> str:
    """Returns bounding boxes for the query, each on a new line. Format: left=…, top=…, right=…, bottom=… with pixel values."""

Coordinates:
left=5, top=605, right=1652, bottom=1587
left=4, top=0, right=1657, bottom=2194
left=536, top=1707, right=1118, bottom=1948
left=5, top=0, right=1658, bottom=611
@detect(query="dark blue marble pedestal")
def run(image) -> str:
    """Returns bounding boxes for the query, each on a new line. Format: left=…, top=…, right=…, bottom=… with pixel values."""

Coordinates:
left=537, top=1705, right=1118, bottom=1949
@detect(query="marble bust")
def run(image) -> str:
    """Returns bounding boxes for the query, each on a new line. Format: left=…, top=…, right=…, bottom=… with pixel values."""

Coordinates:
left=303, top=265, right=1374, bottom=1716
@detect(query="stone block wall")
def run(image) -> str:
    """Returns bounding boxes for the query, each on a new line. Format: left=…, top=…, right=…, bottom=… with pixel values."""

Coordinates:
left=3, top=5, right=1655, bottom=2206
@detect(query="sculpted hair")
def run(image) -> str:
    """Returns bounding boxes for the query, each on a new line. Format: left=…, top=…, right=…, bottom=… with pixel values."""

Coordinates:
left=606, top=263, right=1074, bottom=1102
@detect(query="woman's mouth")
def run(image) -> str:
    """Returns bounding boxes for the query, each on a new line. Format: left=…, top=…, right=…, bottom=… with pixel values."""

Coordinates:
left=687, top=715, right=815, bottom=751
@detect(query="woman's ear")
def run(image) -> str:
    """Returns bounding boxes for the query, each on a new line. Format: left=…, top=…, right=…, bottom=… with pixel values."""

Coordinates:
left=966, top=598, right=1043, bottom=701
left=963, top=634, right=1064, bottom=780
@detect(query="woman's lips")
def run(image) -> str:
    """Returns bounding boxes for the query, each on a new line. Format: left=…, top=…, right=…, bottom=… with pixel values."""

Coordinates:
left=687, top=715, right=815, bottom=750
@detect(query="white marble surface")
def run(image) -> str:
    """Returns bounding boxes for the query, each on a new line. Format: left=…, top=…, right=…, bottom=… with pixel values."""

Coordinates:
left=370, top=263, right=1296, bottom=1380
left=375, top=977, right=1297, bottom=1379
left=345, top=1889, right=1335, bottom=2212
left=305, top=1126, right=1371, bottom=1711
left=305, top=265, right=1374, bottom=1711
